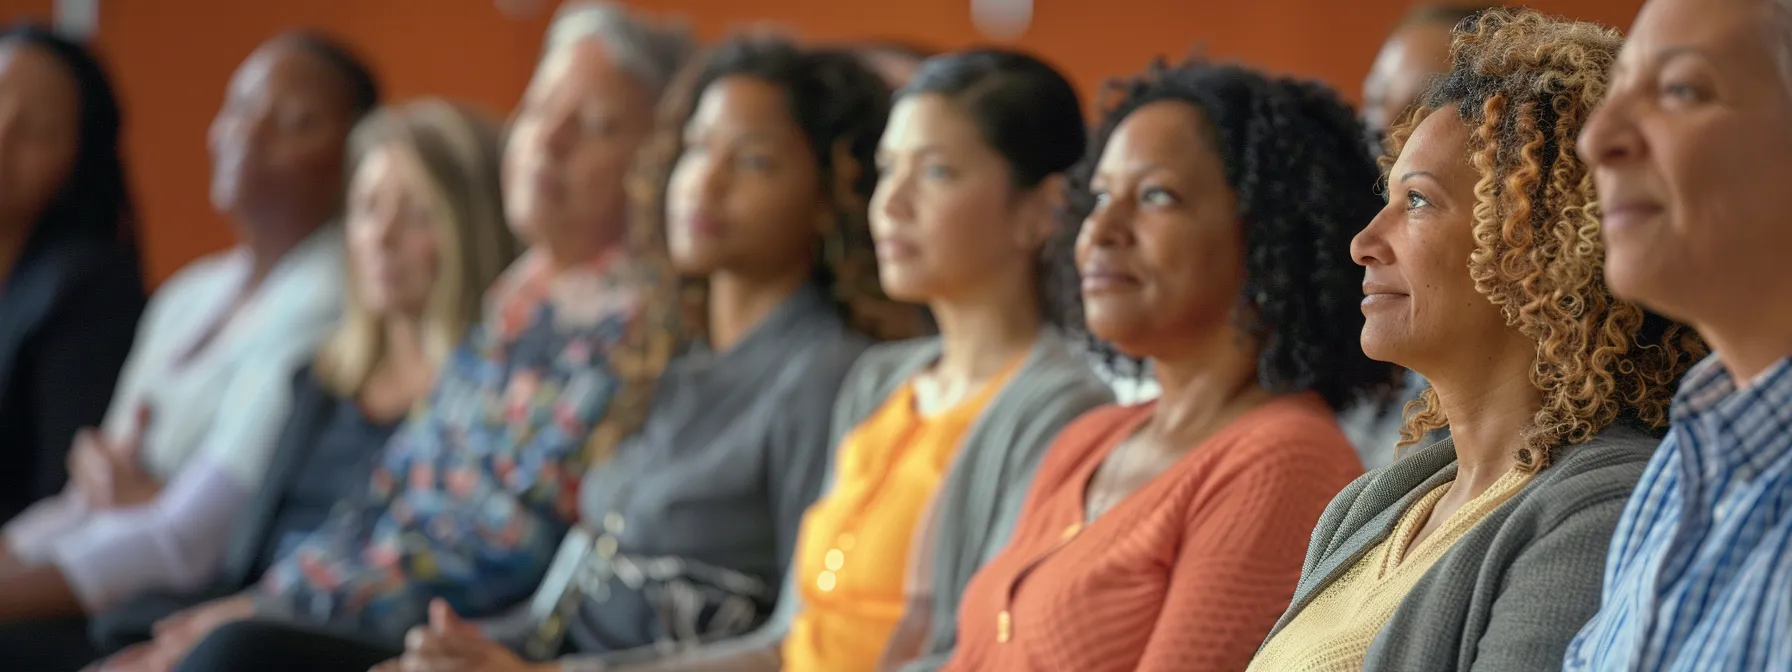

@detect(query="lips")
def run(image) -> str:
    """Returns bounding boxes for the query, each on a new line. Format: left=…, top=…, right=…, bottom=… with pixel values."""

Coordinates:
left=1081, top=264, right=1140, bottom=293
left=1600, top=199, right=1664, bottom=233
left=875, top=237, right=918, bottom=262
left=682, top=212, right=725, bottom=237
left=1360, top=279, right=1408, bottom=309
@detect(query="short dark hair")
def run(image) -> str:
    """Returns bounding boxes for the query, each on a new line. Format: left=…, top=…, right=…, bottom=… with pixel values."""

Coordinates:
left=279, top=30, right=382, bottom=118
left=1064, top=56, right=1401, bottom=412
left=900, top=49, right=1086, bottom=190
left=0, top=23, right=138, bottom=259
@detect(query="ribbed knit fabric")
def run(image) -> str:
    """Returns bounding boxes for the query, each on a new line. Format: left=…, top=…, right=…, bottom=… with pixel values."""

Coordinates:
left=940, top=394, right=1362, bottom=672
left=1247, top=469, right=1533, bottom=671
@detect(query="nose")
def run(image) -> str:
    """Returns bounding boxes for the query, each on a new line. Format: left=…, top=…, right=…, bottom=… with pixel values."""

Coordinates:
left=536, top=108, right=578, bottom=159
left=872, top=163, right=915, bottom=229
left=1577, top=90, right=1642, bottom=170
left=1351, top=206, right=1395, bottom=268
left=1079, top=198, right=1133, bottom=251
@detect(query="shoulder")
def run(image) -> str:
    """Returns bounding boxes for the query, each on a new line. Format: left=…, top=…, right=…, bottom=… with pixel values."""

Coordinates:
left=1518, top=424, right=1661, bottom=522
left=1221, top=395, right=1362, bottom=473
left=155, top=249, right=245, bottom=301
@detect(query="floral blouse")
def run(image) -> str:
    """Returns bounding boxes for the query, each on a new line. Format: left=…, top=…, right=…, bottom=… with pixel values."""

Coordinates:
left=253, top=250, right=648, bottom=638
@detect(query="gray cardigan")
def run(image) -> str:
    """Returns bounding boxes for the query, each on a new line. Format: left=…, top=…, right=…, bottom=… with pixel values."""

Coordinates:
left=1261, top=424, right=1659, bottom=671
left=597, top=328, right=1112, bottom=672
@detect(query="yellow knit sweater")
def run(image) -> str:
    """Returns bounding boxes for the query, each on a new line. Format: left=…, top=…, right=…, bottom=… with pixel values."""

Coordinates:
left=1248, top=469, right=1535, bottom=672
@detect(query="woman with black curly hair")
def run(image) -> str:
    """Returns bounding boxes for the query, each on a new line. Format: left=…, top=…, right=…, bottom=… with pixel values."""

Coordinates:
left=940, top=57, right=1391, bottom=672
left=1249, top=9, right=1705, bottom=672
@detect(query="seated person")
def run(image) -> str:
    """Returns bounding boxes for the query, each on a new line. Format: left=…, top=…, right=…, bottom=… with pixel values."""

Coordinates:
left=1249, top=9, right=1705, bottom=671
left=0, top=24, right=146, bottom=526
left=0, top=30, right=374, bottom=640
left=940, top=56, right=1393, bottom=672
left=87, top=97, right=517, bottom=657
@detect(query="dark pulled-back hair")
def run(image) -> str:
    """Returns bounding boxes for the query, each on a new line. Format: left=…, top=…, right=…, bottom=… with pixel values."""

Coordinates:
left=630, top=34, right=926, bottom=346
left=1064, top=56, right=1401, bottom=412
left=897, top=48, right=1088, bottom=327
left=0, top=23, right=138, bottom=259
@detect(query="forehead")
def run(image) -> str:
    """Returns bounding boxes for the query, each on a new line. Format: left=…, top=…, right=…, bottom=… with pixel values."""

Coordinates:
left=688, top=75, right=796, bottom=131
left=233, top=41, right=346, bottom=104
left=1624, top=0, right=1781, bottom=73
left=880, top=93, right=984, bottom=150
left=1098, top=99, right=1210, bottom=169
left=1392, top=106, right=1474, bottom=182
left=527, top=40, right=637, bottom=101
left=0, top=42, right=77, bottom=102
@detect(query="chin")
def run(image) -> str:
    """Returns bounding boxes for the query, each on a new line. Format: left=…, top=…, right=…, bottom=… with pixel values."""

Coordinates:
left=875, top=273, right=928, bottom=304
left=1601, top=249, right=1670, bottom=307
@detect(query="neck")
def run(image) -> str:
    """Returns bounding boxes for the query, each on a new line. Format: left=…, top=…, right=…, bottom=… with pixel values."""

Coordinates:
left=1147, top=327, right=1267, bottom=444
left=1424, top=344, right=1542, bottom=496
left=378, top=315, right=434, bottom=384
left=707, top=266, right=810, bottom=353
left=239, top=214, right=325, bottom=287
left=928, top=284, right=1042, bottom=388
left=1697, top=302, right=1792, bottom=387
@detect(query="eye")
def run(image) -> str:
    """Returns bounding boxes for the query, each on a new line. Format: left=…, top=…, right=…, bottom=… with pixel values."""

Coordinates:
left=1659, top=81, right=1704, bottom=105
left=922, top=163, right=954, bottom=180
left=1091, top=190, right=1112, bottom=208
left=1405, top=189, right=1432, bottom=211
left=1140, top=187, right=1179, bottom=206
left=737, top=153, right=774, bottom=171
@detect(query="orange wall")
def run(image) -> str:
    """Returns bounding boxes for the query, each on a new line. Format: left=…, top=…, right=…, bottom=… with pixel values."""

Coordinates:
left=1, top=0, right=1644, bottom=284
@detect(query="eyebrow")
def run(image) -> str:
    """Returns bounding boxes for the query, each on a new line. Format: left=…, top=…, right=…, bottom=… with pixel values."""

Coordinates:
left=1613, top=45, right=1707, bottom=79
left=1398, top=170, right=1438, bottom=183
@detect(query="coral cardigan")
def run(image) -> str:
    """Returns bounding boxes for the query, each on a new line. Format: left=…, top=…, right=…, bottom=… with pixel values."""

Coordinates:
left=942, top=394, right=1362, bottom=672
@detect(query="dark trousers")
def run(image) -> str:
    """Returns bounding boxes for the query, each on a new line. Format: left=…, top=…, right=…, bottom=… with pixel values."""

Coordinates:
left=172, top=620, right=400, bottom=672
left=0, top=616, right=102, bottom=672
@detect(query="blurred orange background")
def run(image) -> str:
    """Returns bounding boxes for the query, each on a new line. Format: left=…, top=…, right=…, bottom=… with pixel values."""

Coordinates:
left=0, top=0, right=1642, bottom=285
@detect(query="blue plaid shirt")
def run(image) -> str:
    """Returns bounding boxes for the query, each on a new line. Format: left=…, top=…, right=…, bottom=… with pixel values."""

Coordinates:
left=1564, top=355, right=1792, bottom=671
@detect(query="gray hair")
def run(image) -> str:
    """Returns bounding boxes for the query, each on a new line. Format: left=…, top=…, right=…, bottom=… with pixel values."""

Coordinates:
left=542, top=1, right=694, bottom=98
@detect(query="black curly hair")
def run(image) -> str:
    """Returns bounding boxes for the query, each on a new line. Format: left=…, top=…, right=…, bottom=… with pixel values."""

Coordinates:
left=629, top=35, right=927, bottom=346
left=1063, top=56, right=1401, bottom=412
left=897, top=48, right=1088, bottom=328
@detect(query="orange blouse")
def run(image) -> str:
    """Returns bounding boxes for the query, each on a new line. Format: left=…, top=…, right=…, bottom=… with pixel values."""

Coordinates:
left=781, top=362, right=1018, bottom=672
left=940, top=394, right=1363, bottom=672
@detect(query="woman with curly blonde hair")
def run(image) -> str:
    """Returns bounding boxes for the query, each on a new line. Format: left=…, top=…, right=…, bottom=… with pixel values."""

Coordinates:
left=1248, top=8, right=1706, bottom=672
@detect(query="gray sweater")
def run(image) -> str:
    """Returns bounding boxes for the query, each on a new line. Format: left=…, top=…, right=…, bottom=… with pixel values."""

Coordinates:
left=595, top=328, right=1112, bottom=672
left=1261, top=424, right=1658, bottom=671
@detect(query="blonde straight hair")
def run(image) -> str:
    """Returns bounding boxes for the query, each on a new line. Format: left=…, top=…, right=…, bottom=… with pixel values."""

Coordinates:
left=314, top=98, right=520, bottom=398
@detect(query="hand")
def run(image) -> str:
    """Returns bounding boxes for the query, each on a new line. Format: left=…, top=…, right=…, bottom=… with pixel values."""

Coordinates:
left=147, top=594, right=256, bottom=665
left=394, top=599, right=547, bottom=672
left=68, top=406, right=159, bottom=510
left=69, top=429, right=117, bottom=509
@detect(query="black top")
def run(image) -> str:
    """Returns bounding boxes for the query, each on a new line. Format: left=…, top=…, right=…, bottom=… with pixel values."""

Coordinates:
left=250, top=384, right=401, bottom=579
left=0, top=237, right=145, bottom=523
left=221, top=366, right=401, bottom=586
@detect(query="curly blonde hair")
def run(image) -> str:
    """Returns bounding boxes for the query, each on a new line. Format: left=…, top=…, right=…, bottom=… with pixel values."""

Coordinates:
left=627, top=35, right=928, bottom=352
left=1385, top=8, right=1707, bottom=469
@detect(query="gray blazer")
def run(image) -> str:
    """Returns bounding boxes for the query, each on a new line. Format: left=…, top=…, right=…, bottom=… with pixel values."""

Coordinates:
left=1260, top=424, right=1658, bottom=671
left=597, top=328, right=1112, bottom=671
